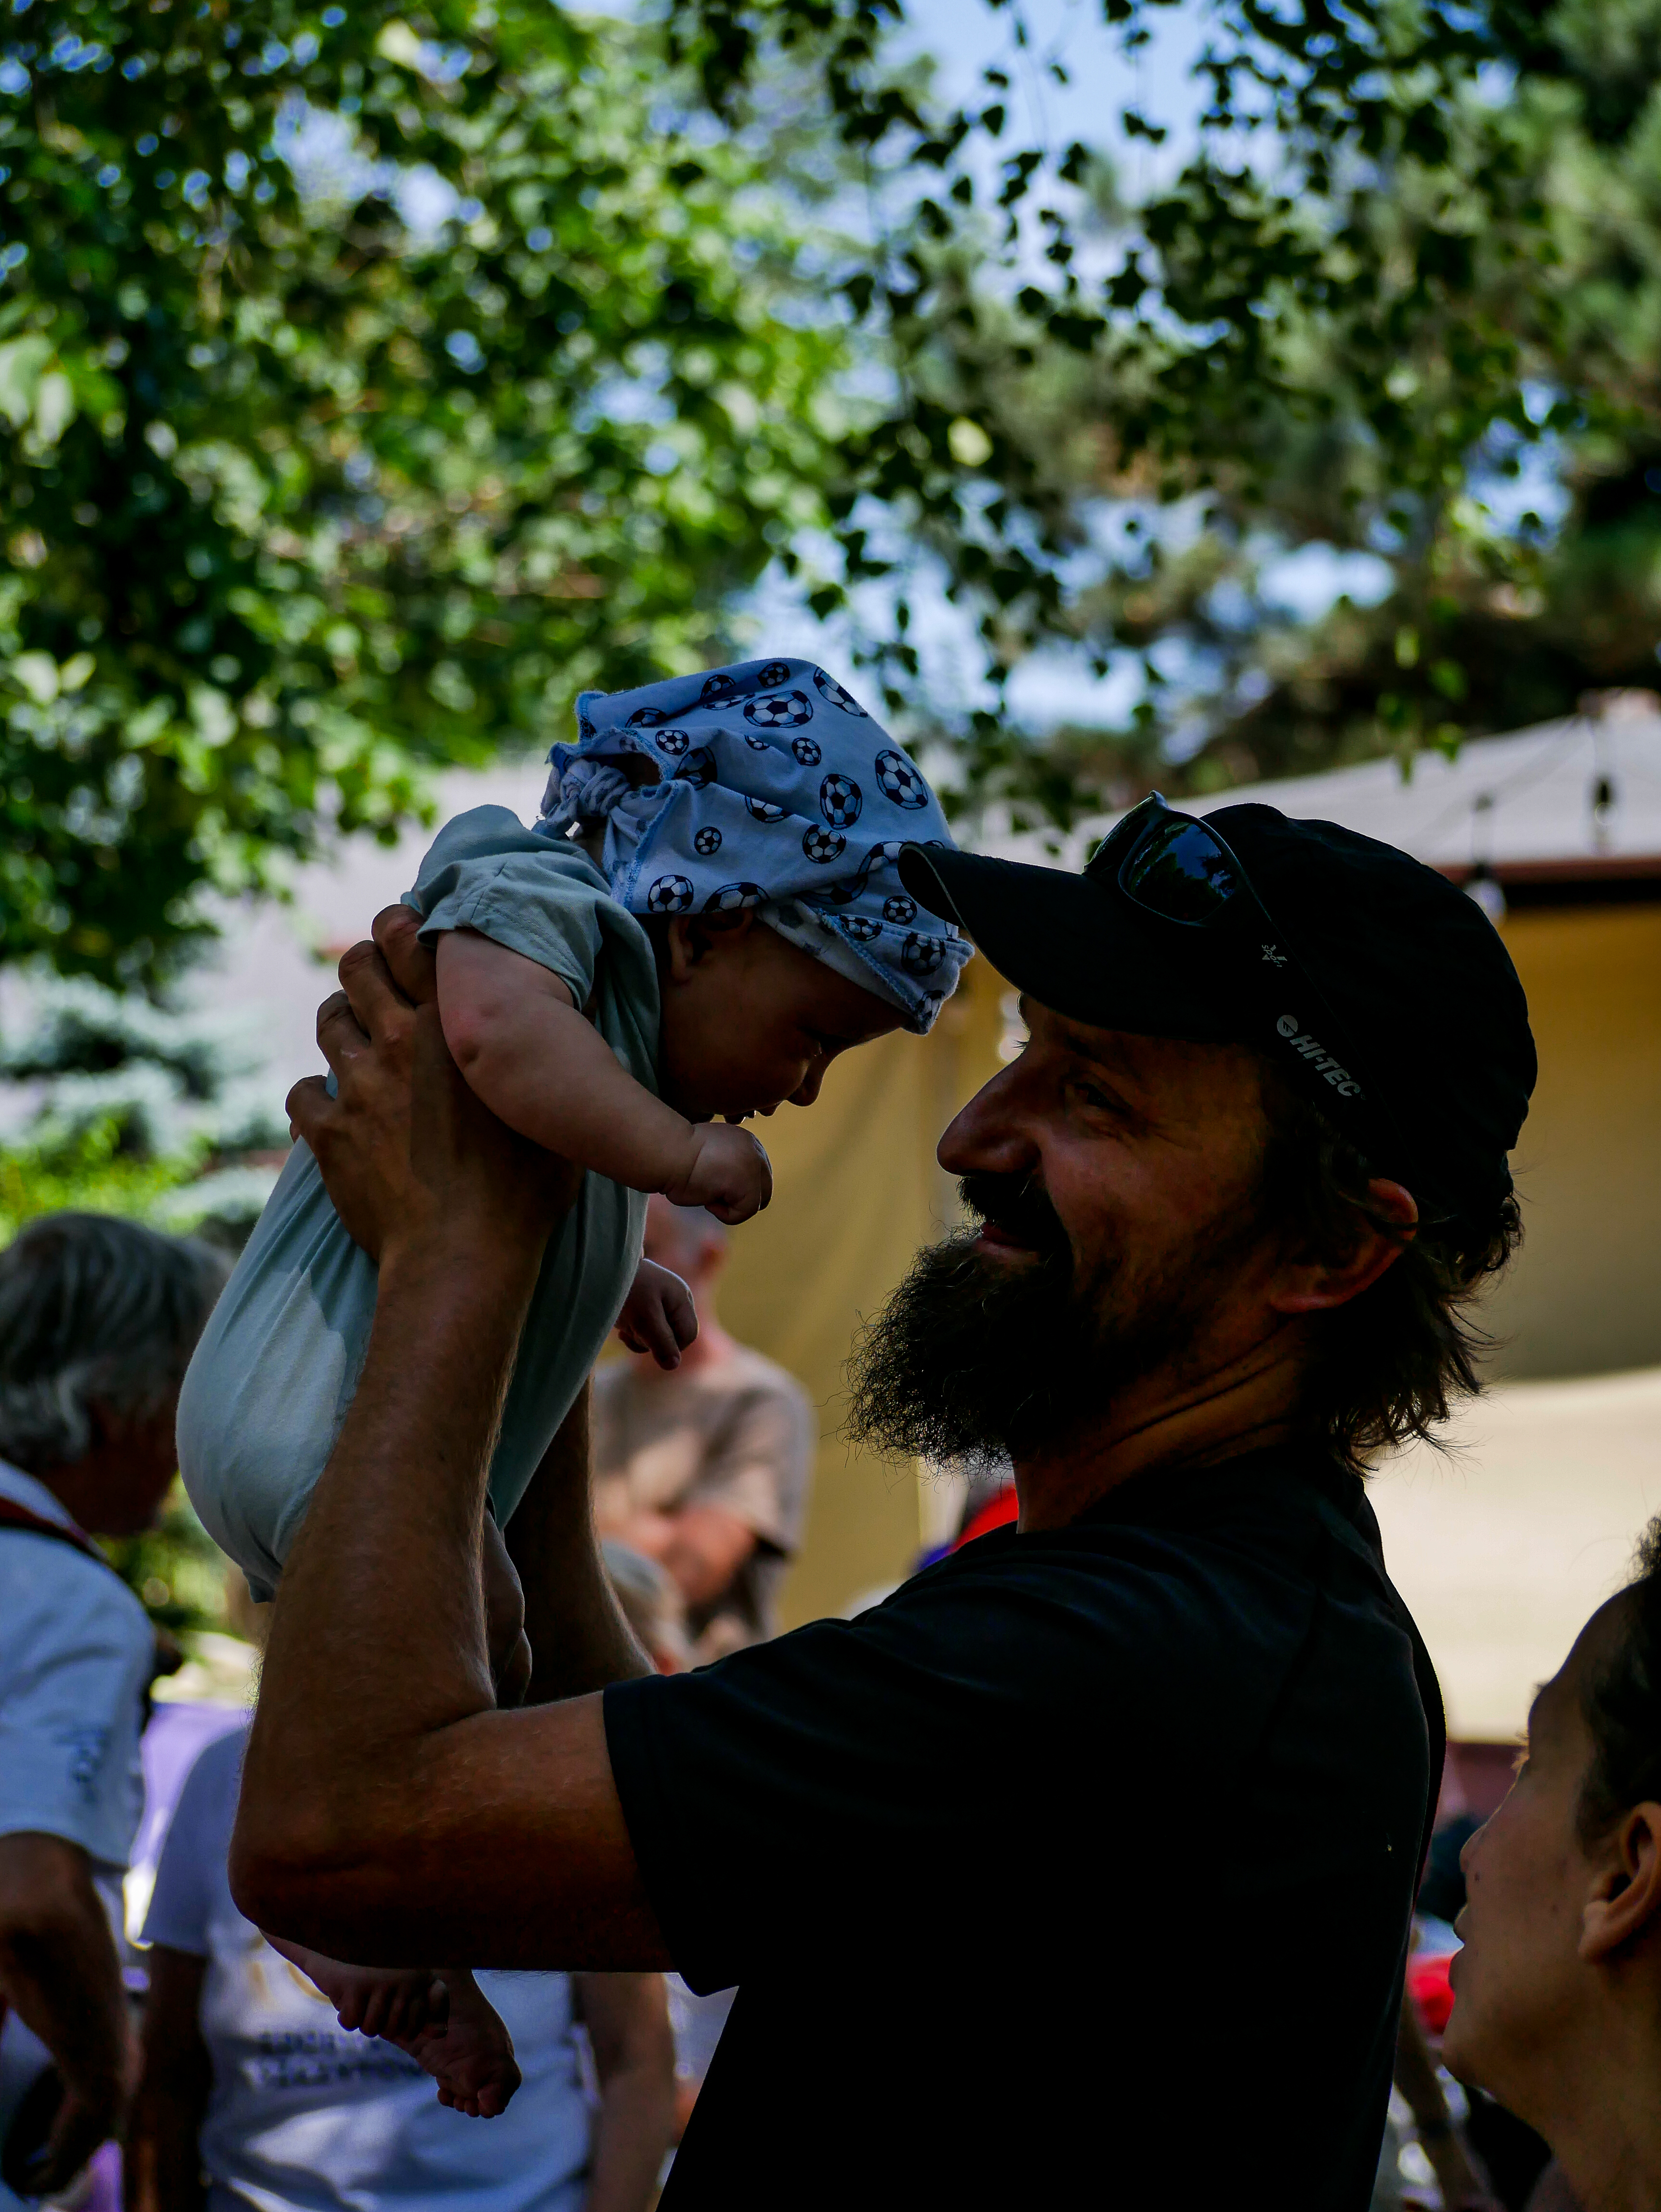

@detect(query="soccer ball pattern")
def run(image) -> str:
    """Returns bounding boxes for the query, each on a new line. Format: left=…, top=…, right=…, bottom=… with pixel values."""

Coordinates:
left=705, top=881, right=764, bottom=914
left=902, top=932, right=949, bottom=977
left=819, top=774, right=863, bottom=829
left=874, top=749, right=928, bottom=809
left=743, top=689, right=812, bottom=729
left=541, top=655, right=967, bottom=1032
left=813, top=668, right=868, bottom=716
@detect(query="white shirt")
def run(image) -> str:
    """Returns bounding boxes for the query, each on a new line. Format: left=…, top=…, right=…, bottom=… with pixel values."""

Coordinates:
left=0, top=1460, right=154, bottom=2183
left=144, top=1730, right=592, bottom=2212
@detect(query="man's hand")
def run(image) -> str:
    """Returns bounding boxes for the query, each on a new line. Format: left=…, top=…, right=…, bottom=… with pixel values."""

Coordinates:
left=287, top=907, right=580, bottom=1265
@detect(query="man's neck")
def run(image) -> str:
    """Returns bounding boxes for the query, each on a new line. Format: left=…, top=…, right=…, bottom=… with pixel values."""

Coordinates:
left=1013, top=1317, right=1314, bottom=1531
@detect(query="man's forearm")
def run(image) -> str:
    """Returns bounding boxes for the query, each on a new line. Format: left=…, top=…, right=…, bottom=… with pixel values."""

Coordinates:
left=508, top=1383, right=652, bottom=1704
left=0, top=1835, right=130, bottom=2113
left=237, top=953, right=667, bottom=1973
left=241, top=1227, right=538, bottom=1830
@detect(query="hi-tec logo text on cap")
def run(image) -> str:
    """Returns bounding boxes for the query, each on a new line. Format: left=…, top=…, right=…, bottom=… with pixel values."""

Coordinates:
left=1276, top=1013, right=1364, bottom=1099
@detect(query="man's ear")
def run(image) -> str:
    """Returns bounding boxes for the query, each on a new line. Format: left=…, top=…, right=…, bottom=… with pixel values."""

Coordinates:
left=663, top=909, right=756, bottom=982
left=1580, top=1802, right=1661, bottom=1962
left=1267, top=1178, right=1418, bottom=1317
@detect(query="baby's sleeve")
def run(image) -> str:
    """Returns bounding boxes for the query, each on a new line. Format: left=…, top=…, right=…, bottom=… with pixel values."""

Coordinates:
left=405, top=805, right=620, bottom=1007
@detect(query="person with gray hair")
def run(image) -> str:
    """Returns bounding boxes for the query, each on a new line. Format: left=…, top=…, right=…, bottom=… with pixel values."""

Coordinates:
left=0, top=1212, right=224, bottom=2207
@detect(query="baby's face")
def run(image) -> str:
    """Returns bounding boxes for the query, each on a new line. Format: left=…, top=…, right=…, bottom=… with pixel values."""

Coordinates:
left=657, top=917, right=906, bottom=1124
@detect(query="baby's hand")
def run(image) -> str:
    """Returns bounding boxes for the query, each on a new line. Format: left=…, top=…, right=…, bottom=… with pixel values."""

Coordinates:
left=667, top=1121, right=773, bottom=1224
left=615, top=1258, right=699, bottom=1369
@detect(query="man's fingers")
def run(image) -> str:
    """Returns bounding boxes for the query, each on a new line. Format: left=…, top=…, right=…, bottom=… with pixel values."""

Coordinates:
left=316, top=983, right=372, bottom=1074
left=286, top=1072, right=332, bottom=1144
left=336, top=938, right=417, bottom=1045
left=372, top=905, right=438, bottom=1005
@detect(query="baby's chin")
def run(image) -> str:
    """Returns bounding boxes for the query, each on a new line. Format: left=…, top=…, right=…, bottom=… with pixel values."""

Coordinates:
left=665, top=1083, right=778, bottom=1124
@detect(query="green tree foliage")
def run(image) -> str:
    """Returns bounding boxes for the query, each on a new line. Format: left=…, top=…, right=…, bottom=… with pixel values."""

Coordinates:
left=0, top=0, right=846, bottom=985
left=3, top=0, right=1650, bottom=939
left=997, top=0, right=1661, bottom=810
left=0, top=977, right=286, bottom=1239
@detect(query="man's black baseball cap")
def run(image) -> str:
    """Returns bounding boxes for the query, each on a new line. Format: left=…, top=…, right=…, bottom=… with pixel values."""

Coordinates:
left=898, top=802, right=1537, bottom=1238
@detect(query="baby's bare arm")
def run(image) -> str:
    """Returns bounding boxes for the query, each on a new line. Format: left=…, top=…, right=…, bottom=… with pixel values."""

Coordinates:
left=435, top=930, right=771, bottom=1218
left=436, top=930, right=699, bottom=1192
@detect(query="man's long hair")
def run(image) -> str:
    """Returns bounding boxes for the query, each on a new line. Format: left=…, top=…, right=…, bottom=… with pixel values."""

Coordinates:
left=1257, top=1064, right=1522, bottom=1473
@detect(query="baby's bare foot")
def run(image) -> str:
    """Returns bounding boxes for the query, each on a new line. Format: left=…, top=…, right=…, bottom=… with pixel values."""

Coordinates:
left=388, top=1967, right=521, bottom=2119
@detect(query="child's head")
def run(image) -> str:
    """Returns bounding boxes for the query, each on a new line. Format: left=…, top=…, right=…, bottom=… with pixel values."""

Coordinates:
left=648, top=907, right=905, bottom=1122
left=539, top=658, right=972, bottom=1099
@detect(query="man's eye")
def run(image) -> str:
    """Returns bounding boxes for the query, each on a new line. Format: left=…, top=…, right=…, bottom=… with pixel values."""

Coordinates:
left=1068, top=1078, right=1119, bottom=1114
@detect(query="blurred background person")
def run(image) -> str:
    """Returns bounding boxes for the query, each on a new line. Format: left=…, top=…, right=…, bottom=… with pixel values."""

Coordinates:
left=599, top=1542, right=690, bottom=1676
left=1441, top=1517, right=1661, bottom=2212
left=0, top=1215, right=224, bottom=2207
left=597, top=1544, right=733, bottom=2164
left=128, top=1722, right=674, bottom=2212
left=593, top=1199, right=814, bottom=1663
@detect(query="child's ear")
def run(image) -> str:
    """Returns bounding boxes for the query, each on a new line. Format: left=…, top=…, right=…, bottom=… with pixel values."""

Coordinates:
left=665, top=910, right=756, bottom=980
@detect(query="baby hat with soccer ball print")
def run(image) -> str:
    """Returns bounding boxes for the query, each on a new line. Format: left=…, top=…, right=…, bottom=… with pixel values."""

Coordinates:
left=538, top=657, right=973, bottom=1034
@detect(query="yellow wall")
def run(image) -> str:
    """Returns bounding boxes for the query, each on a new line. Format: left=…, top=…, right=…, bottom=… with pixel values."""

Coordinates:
left=1481, top=904, right=1661, bottom=1380
left=715, top=954, right=1009, bottom=1627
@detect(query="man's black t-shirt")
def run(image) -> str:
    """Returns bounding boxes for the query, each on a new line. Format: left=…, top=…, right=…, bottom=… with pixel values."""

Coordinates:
left=603, top=1446, right=1439, bottom=2208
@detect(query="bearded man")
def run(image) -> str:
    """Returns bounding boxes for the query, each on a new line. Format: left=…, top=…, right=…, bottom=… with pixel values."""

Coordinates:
left=231, top=798, right=1535, bottom=2212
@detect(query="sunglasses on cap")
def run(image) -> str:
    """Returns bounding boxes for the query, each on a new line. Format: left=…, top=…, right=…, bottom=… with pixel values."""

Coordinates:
left=1087, top=794, right=1395, bottom=1159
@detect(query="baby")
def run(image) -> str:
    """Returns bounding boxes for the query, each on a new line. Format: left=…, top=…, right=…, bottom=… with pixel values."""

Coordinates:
left=177, top=654, right=970, bottom=2111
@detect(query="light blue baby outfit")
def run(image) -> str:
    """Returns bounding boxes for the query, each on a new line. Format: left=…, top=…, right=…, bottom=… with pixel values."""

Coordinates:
left=178, top=816, right=657, bottom=1599
left=177, top=657, right=970, bottom=1599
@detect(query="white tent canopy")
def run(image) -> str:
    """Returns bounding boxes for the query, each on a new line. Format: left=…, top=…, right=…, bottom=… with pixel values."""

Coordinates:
left=1370, top=1367, right=1661, bottom=1739
left=988, top=691, right=1661, bottom=874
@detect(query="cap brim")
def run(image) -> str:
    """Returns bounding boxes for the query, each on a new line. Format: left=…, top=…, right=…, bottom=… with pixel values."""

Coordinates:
left=899, top=846, right=1238, bottom=1042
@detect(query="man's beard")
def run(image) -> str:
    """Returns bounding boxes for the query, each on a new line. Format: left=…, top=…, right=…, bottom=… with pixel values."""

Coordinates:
left=845, top=1170, right=1267, bottom=1466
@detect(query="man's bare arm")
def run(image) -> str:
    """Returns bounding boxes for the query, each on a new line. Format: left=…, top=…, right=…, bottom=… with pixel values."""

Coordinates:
left=231, top=916, right=668, bottom=1974
left=0, top=1833, right=133, bottom=2196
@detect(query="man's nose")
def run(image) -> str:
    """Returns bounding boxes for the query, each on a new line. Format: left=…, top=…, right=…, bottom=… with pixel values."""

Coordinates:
left=937, top=1062, right=1035, bottom=1177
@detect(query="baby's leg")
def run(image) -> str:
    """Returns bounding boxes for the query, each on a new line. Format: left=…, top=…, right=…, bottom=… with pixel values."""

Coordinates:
left=265, top=1937, right=446, bottom=2040
left=267, top=1943, right=522, bottom=2118
left=391, top=1968, right=523, bottom=2120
